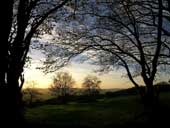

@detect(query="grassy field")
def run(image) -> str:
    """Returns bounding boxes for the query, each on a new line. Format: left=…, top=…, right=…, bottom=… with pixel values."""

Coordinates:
left=24, top=92, right=170, bottom=128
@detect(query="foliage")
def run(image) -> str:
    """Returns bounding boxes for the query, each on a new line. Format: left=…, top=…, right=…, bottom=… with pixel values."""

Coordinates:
left=23, top=81, right=41, bottom=105
left=41, top=0, right=170, bottom=104
left=82, top=75, right=101, bottom=96
left=49, top=71, right=75, bottom=97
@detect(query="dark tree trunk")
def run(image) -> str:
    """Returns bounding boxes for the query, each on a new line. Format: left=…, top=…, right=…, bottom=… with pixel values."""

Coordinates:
left=0, top=0, right=22, bottom=126
left=142, top=78, right=160, bottom=108
left=6, top=71, right=24, bottom=127
left=144, top=85, right=154, bottom=106
left=0, top=84, right=23, bottom=127
left=143, top=0, right=163, bottom=107
left=0, top=0, right=71, bottom=126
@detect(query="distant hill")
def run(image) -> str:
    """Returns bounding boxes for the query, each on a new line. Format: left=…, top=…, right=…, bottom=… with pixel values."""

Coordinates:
left=23, top=87, right=122, bottom=94
left=22, top=87, right=122, bottom=101
left=23, top=82, right=170, bottom=103
left=105, top=82, right=170, bottom=97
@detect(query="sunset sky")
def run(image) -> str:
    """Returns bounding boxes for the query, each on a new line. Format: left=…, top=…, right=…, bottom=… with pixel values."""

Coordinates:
left=24, top=52, right=169, bottom=89
left=24, top=60, right=134, bottom=89
left=23, top=37, right=136, bottom=89
left=23, top=41, right=169, bottom=89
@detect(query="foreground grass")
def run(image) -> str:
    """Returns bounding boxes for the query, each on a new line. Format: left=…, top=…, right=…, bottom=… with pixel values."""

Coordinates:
left=25, top=93, right=170, bottom=128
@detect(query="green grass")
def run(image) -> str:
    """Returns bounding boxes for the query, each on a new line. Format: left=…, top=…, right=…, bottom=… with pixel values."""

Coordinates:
left=25, top=95, right=145, bottom=127
left=25, top=92, right=170, bottom=128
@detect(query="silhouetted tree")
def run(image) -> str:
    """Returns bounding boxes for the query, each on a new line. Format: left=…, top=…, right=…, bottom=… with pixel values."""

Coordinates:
left=82, top=75, right=101, bottom=96
left=0, top=0, right=72, bottom=126
left=49, top=72, right=75, bottom=97
left=43, top=0, right=170, bottom=105
left=23, top=81, right=40, bottom=105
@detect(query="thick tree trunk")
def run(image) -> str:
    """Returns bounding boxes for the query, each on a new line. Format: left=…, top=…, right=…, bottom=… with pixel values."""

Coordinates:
left=145, top=85, right=154, bottom=105
left=142, top=79, right=159, bottom=108
left=0, top=68, right=25, bottom=127
left=0, top=85, right=23, bottom=127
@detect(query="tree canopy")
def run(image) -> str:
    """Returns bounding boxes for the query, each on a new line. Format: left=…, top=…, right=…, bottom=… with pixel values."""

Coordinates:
left=49, top=71, right=75, bottom=97
left=82, top=75, right=101, bottom=96
left=41, top=0, right=170, bottom=104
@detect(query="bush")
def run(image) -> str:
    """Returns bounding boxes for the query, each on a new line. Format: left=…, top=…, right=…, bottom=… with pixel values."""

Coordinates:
left=155, top=82, right=170, bottom=92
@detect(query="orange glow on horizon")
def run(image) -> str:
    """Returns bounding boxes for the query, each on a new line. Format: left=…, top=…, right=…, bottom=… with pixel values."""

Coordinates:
left=24, top=62, right=133, bottom=89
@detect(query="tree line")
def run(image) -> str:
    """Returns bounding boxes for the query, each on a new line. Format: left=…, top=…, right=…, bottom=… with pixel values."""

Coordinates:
left=49, top=72, right=101, bottom=97
left=23, top=72, right=101, bottom=104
